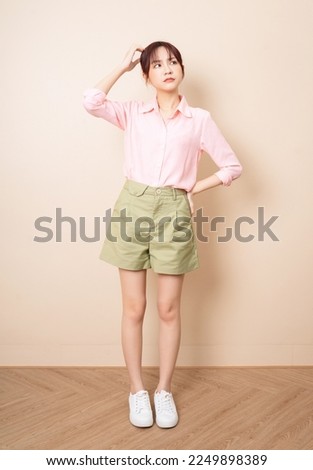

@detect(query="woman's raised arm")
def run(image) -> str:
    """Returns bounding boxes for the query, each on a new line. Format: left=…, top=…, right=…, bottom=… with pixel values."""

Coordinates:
left=94, top=44, right=144, bottom=95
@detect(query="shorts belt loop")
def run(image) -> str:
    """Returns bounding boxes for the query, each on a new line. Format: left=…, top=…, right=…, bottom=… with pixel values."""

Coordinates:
left=172, top=188, right=177, bottom=200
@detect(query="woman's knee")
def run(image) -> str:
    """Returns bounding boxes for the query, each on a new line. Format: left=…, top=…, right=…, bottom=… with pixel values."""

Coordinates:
left=157, top=299, right=180, bottom=323
left=123, top=296, right=146, bottom=322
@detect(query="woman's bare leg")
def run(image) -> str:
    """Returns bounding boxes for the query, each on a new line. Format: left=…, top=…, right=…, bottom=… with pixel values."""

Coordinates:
left=156, top=273, right=185, bottom=392
left=119, top=268, right=147, bottom=394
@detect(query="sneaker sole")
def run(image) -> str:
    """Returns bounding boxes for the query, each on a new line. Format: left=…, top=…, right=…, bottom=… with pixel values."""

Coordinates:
left=156, top=417, right=178, bottom=429
left=129, top=416, right=154, bottom=428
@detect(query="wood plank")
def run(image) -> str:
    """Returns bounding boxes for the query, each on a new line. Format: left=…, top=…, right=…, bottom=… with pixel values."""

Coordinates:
left=0, top=367, right=312, bottom=449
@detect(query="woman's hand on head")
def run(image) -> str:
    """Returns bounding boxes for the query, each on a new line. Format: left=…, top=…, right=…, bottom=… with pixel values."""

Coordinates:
left=93, top=44, right=144, bottom=94
left=121, top=44, right=144, bottom=72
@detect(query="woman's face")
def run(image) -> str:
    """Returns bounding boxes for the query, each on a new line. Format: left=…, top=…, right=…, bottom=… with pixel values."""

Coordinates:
left=145, top=46, right=184, bottom=92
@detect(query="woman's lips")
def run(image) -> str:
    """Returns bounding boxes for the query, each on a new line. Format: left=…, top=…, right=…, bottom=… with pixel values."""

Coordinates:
left=164, top=78, right=175, bottom=82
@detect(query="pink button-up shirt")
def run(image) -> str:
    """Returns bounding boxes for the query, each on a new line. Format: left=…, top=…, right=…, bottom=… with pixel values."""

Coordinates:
left=83, top=88, right=242, bottom=192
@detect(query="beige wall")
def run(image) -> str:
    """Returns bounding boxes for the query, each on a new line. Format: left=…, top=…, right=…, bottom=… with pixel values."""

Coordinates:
left=1, top=0, right=312, bottom=366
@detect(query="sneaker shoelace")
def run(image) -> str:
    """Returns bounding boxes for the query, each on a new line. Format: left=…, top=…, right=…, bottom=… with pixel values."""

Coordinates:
left=135, top=392, right=150, bottom=414
left=157, top=392, right=175, bottom=415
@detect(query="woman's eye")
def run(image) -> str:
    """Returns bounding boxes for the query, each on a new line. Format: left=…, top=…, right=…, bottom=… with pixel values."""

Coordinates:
left=153, top=64, right=161, bottom=68
left=170, top=60, right=178, bottom=65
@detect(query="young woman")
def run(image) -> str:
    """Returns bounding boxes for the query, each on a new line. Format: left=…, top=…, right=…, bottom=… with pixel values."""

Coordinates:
left=83, top=41, right=242, bottom=429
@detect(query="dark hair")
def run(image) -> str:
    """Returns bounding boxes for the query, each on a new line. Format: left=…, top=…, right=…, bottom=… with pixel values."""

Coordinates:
left=140, top=41, right=185, bottom=78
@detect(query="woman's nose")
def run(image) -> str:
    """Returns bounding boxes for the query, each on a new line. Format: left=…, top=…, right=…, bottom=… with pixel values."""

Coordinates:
left=164, top=65, right=173, bottom=74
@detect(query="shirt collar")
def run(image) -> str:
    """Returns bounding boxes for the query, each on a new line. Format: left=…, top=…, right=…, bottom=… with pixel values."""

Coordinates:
left=139, top=95, right=192, bottom=118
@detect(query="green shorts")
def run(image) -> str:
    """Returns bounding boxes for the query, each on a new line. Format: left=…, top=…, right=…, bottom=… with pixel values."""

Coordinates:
left=100, top=179, right=199, bottom=274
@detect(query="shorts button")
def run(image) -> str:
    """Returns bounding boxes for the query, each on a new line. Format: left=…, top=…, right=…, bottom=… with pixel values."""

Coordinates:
left=156, top=189, right=161, bottom=194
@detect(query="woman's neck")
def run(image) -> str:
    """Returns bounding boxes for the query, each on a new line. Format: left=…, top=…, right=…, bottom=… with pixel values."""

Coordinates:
left=156, top=91, right=181, bottom=112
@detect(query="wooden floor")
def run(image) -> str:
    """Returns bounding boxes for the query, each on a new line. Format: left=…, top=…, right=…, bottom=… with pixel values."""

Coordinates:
left=0, top=367, right=313, bottom=450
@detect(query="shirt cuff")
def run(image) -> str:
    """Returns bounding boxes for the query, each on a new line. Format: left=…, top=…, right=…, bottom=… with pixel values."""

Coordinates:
left=215, top=164, right=243, bottom=187
left=214, top=169, right=233, bottom=186
left=83, top=88, right=107, bottom=106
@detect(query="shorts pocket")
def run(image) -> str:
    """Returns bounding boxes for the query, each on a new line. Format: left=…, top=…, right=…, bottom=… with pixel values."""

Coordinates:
left=172, top=209, right=193, bottom=243
left=182, top=193, right=193, bottom=217
left=109, top=188, right=134, bottom=240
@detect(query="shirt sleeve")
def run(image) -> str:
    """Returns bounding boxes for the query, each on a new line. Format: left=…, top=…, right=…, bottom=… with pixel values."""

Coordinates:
left=200, top=111, right=242, bottom=186
left=83, top=88, right=130, bottom=130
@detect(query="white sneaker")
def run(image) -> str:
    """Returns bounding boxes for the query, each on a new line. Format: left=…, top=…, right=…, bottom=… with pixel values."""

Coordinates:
left=129, top=390, right=153, bottom=427
left=154, top=390, right=178, bottom=428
